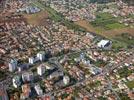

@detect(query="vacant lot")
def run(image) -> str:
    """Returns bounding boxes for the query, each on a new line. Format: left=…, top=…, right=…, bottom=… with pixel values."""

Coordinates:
left=75, top=20, right=95, bottom=32
left=104, top=28, right=134, bottom=37
left=23, top=11, right=49, bottom=25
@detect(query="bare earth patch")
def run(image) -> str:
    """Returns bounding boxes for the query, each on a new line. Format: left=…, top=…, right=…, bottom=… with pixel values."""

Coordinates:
left=75, top=20, right=134, bottom=38
left=23, top=11, right=49, bottom=26
left=75, top=20, right=95, bottom=32
left=104, top=28, right=134, bottom=37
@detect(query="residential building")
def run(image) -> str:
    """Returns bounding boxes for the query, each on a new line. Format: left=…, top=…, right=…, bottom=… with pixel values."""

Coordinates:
left=29, top=57, right=35, bottom=64
left=37, top=64, right=46, bottom=76
left=21, top=84, right=31, bottom=99
left=12, top=76, right=21, bottom=88
left=37, top=51, right=45, bottom=61
left=9, top=59, right=18, bottom=72
left=0, top=84, right=9, bottom=100
left=63, top=75, right=70, bottom=85
left=49, top=71, right=63, bottom=79
left=22, top=72, right=33, bottom=82
left=34, top=84, right=43, bottom=96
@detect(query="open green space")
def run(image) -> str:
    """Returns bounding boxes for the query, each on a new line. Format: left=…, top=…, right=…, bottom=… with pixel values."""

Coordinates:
left=112, top=40, right=127, bottom=50
left=106, top=23, right=125, bottom=30
left=118, top=93, right=131, bottom=100
left=91, top=13, right=126, bottom=30
left=126, top=80, right=134, bottom=89
left=118, top=67, right=133, bottom=78
left=114, top=33, right=134, bottom=47
left=88, top=80, right=101, bottom=88
left=94, top=59, right=108, bottom=67
left=112, top=33, right=134, bottom=49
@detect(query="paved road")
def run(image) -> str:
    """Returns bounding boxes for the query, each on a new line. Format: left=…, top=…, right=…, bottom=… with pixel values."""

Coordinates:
left=48, top=49, right=134, bottom=99
left=1, top=46, right=134, bottom=98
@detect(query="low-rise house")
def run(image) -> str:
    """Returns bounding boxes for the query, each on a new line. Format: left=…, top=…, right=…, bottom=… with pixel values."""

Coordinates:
left=63, top=75, right=70, bottom=85
left=21, top=84, right=31, bottom=99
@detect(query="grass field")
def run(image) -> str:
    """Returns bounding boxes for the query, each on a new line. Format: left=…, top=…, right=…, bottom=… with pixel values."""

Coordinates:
left=126, top=80, right=134, bottom=89
left=90, top=13, right=126, bottom=30
left=113, top=33, right=134, bottom=47
left=106, top=23, right=125, bottom=30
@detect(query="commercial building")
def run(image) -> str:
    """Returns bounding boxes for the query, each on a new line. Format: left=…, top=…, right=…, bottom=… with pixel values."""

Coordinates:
left=97, top=40, right=112, bottom=49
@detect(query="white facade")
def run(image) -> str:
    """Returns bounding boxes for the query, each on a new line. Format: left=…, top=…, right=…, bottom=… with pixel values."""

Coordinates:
left=63, top=76, right=70, bottom=85
left=22, top=72, right=33, bottom=82
left=13, top=76, right=21, bottom=88
left=49, top=71, right=63, bottom=79
left=45, top=63, right=54, bottom=70
left=37, top=65, right=45, bottom=76
left=97, top=40, right=112, bottom=49
left=37, top=52, right=45, bottom=61
left=28, top=57, right=34, bottom=64
left=34, top=84, right=43, bottom=96
left=9, top=59, right=17, bottom=72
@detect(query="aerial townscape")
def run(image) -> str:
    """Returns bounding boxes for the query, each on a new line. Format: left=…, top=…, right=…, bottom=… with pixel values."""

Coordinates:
left=0, top=0, right=134, bottom=100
